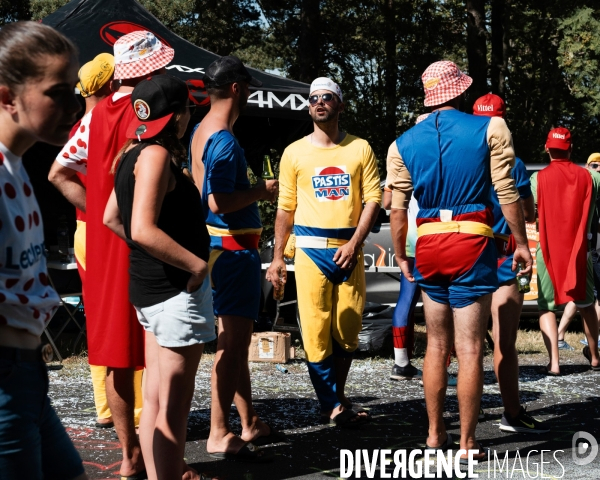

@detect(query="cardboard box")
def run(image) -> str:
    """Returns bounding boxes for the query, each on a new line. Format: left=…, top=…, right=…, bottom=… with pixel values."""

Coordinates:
left=249, top=332, right=294, bottom=363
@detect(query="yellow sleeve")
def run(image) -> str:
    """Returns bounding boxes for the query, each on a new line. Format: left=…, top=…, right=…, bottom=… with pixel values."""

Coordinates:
left=361, top=142, right=382, bottom=204
left=488, top=117, right=519, bottom=205
left=386, top=141, right=413, bottom=210
left=277, top=148, right=297, bottom=212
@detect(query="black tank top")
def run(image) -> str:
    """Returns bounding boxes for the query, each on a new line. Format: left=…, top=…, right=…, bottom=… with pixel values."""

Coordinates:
left=114, top=143, right=210, bottom=307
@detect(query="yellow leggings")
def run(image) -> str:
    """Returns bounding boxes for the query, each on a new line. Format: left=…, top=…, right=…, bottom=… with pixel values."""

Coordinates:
left=295, top=248, right=366, bottom=363
left=90, top=365, right=143, bottom=426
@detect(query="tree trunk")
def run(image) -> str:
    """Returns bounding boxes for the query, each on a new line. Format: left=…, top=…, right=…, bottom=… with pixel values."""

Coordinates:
left=491, top=0, right=508, bottom=96
left=466, top=0, right=488, bottom=108
left=293, top=0, right=321, bottom=83
left=382, top=0, right=398, bottom=140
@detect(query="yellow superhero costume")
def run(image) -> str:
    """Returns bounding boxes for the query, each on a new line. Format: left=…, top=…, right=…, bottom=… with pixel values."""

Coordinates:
left=278, top=134, right=381, bottom=411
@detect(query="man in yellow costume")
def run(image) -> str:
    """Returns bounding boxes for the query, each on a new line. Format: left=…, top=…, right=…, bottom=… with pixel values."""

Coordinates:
left=267, top=78, right=381, bottom=427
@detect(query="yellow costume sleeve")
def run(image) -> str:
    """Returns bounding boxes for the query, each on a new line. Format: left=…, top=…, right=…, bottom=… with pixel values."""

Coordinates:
left=488, top=117, right=519, bottom=205
left=361, top=143, right=382, bottom=205
left=277, top=149, right=297, bottom=212
left=386, top=141, right=413, bottom=210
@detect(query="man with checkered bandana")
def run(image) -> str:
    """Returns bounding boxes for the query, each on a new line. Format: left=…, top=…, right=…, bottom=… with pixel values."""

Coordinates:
left=386, top=61, right=532, bottom=461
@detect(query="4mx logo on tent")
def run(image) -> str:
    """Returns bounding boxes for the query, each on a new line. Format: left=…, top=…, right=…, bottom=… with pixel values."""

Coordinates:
left=311, top=166, right=351, bottom=201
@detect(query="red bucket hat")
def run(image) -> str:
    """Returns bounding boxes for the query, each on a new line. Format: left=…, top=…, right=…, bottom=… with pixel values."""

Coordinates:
left=422, top=61, right=472, bottom=107
left=473, top=93, right=506, bottom=118
left=113, top=31, right=174, bottom=80
left=545, top=127, right=572, bottom=151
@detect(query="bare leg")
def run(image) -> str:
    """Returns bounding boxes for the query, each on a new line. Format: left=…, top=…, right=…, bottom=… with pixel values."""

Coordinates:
left=579, top=304, right=600, bottom=367
left=539, top=311, right=560, bottom=374
left=334, top=356, right=352, bottom=406
left=558, top=302, right=576, bottom=341
left=421, top=292, right=453, bottom=448
left=453, top=294, right=491, bottom=453
left=105, top=367, right=144, bottom=477
left=235, top=338, right=269, bottom=442
left=153, top=342, right=203, bottom=480
left=207, top=315, right=267, bottom=453
left=138, top=334, right=160, bottom=480
left=491, top=281, right=522, bottom=418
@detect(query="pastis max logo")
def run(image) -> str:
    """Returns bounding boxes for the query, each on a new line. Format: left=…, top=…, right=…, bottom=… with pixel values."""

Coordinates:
left=311, top=166, right=351, bottom=202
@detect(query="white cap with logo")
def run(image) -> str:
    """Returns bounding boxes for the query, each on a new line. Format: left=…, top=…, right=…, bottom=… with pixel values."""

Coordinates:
left=310, top=77, right=343, bottom=102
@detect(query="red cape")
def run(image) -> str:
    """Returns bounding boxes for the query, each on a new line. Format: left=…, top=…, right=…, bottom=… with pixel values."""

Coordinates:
left=538, top=160, right=592, bottom=305
left=85, top=94, right=144, bottom=368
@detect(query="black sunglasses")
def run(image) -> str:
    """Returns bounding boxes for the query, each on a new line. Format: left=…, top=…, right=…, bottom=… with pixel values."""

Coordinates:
left=309, top=93, right=336, bottom=106
left=590, top=163, right=600, bottom=169
left=187, top=104, right=196, bottom=116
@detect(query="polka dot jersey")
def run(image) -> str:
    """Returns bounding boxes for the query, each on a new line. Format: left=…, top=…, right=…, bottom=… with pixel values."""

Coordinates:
left=0, top=141, right=60, bottom=335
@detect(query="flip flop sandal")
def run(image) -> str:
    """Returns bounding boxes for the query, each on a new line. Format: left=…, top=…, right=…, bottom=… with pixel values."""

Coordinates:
left=250, top=422, right=288, bottom=446
left=544, top=366, right=560, bottom=376
left=95, top=421, right=114, bottom=428
left=425, top=433, right=453, bottom=453
left=322, top=409, right=367, bottom=429
left=583, top=346, right=600, bottom=371
left=459, top=445, right=490, bottom=465
left=209, top=442, right=274, bottom=463
left=120, top=470, right=147, bottom=480
left=341, top=402, right=372, bottom=422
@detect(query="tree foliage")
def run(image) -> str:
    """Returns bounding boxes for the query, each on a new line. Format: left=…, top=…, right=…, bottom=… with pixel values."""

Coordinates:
left=2, top=0, right=600, bottom=164
left=558, top=7, right=600, bottom=118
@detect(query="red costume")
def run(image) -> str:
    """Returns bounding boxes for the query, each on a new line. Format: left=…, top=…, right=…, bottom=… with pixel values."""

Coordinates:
left=86, top=94, right=144, bottom=368
left=538, top=160, right=592, bottom=305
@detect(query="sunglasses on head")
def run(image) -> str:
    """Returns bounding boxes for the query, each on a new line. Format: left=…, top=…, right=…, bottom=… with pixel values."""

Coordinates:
left=590, top=163, right=600, bottom=169
left=309, top=93, right=336, bottom=106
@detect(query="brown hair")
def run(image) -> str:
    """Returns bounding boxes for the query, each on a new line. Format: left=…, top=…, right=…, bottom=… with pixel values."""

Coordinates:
left=111, top=110, right=187, bottom=174
left=0, top=21, right=77, bottom=90
left=207, top=84, right=231, bottom=100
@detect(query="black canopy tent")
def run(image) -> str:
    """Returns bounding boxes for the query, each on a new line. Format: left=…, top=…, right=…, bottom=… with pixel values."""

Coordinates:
left=29, top=0, right=312, bottom=241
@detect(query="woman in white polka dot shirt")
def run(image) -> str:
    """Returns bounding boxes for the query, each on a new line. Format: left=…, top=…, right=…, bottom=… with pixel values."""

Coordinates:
left=0, top=21, right=88, bottom=480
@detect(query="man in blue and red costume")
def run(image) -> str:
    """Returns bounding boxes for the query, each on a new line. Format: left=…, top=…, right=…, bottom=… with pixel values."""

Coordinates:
left=472, top=93, right=548, bottom=433
left=531, top=127, right=600, bottom=375
left=387, top=61, right=532, bottom=459
left=191, top=56, right=280, bottom=462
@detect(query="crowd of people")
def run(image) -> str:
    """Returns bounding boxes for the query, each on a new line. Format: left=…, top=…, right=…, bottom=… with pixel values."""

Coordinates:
left=1, top=20, right=599, bottom=480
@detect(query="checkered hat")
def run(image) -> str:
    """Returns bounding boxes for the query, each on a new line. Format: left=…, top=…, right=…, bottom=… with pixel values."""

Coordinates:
left=113, top=31, right=174, bottom=80
left=415, top=113, right=430, bottom=124
left=422, top=61, right=472, bottom=107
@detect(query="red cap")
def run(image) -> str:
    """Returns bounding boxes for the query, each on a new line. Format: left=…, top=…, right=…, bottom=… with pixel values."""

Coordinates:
left=472, top=93, right=506, bottom=118
left=545, top=127, right=572, bottom=150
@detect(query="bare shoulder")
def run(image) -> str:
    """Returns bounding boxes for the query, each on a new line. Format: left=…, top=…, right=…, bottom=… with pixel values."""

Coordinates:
left=137, top=144, right=170, bottom=161
left=133, top=144, right=171, bottom=176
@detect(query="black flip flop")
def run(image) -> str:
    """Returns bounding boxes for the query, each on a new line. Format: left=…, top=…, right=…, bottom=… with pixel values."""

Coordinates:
left=459, top=445, right=490, bottom=465
left=544, top=366, right=560, bottom=376
left=322, top=409, right=367, bottom=429
left=209, top=442, right=274, bottom=463
left=120, top=470, right=147, bottom=480
left=341, top=402, right=372, bottom=422
left=425, top=433, right=453, bottom=452
left=583, top=346, right=600, bottom=371
left=95, top=421, right=114, bottom=429
left=250, top=423, right=288, bottom=446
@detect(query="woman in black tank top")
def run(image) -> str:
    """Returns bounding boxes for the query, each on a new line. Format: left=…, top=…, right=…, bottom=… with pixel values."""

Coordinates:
left=104, top=75, right=213, bottom=480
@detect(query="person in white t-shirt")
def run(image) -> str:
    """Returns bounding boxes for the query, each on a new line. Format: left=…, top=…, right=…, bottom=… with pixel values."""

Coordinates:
left=0, top=21, right=87, bottom=480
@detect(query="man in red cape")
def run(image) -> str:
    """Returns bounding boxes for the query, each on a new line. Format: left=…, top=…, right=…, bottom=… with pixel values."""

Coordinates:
left=47, top=31, right=175, bottom=478
left=531, top=127, right=600, bottom=375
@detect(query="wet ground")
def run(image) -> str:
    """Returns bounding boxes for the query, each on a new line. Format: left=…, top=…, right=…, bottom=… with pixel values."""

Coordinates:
left=50, top=350, right=600, bottom=480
